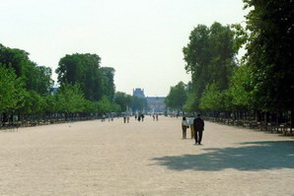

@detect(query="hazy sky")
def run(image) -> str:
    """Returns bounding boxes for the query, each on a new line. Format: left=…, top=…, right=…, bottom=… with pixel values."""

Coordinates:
left=1, top=0, right=247, bottom=96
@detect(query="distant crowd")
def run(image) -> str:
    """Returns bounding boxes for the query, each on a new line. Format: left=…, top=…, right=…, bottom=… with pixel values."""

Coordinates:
left=121, top=114, right=160, bottom=123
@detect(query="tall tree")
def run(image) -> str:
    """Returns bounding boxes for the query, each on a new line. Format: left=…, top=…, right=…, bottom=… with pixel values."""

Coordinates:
left=56, top=53, right=103, bottom=101
left=101, top=67, right=116, bottom=101
left=209, top=22, right=237, bottom=90
left=243, top=0, right=294, bottom=113
left=183, top=22, right=238, bottom=111
left=183, top=24, right=211, bottom=105
left=0, top=44, right=53, bottom=94
left=165, top=81, right=187, bottom=112
left=0, top=44, right=26, bottom=77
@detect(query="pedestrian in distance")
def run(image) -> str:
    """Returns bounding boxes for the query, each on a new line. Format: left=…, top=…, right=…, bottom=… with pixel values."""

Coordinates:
left=181, top=117, right=189, bottom=139
left=193, top=114, right=205, bottom=145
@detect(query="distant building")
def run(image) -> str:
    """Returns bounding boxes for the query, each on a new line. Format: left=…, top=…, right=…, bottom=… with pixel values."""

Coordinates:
left=133, top=88, right=145, bottom=98
left=146, top=96, right=166, bottom=113
left=132, top=88, right=166, bottom=113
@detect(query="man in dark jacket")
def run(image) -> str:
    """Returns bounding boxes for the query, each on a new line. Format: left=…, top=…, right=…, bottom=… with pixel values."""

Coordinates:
left=193, top=114, right=205, bottom=145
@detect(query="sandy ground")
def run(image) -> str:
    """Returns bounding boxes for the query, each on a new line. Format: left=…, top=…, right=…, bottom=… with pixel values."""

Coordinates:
left=0, top=116, right=293, bottom=196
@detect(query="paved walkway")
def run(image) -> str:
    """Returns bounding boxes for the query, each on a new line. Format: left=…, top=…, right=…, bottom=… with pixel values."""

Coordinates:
left=0, top=116, right=293, bottom=196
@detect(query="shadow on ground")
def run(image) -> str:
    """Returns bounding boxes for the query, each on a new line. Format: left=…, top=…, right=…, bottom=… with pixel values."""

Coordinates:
left=151, top=141, right=294, bottom=171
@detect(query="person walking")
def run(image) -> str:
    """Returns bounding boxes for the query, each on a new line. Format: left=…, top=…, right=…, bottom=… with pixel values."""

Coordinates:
left=188, top=116, right=195, bottom=139
left=193, top=114, right=205, bottom=145
left=181, top=117, right=188, bottom=139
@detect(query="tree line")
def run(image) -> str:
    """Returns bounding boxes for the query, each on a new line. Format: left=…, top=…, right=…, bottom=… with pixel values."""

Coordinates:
left=165, top=0, right=293, bottom=127
left=0, top=44, right=147, bottom=125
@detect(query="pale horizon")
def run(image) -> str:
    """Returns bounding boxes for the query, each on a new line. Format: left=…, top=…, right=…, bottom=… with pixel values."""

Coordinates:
left=0, top=0, right=247, bottom=97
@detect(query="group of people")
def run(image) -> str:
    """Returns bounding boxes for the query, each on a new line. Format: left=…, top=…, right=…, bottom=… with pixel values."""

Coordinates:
left=152, top=114, right=159, bottom=121
left=181, top=114, right=205, bottom=145
left=135, top=114, right=145, bottom=122
left=123, top=115, right=130, bottom=123
left=123, top=114, right=160, bottom=123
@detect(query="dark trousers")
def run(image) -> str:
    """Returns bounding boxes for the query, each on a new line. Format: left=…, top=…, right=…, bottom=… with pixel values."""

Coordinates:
left=195, top=130, right=203, bottom=144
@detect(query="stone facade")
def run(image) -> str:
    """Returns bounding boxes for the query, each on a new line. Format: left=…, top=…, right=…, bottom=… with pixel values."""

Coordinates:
left=146, top=96, right=166, bottom=113
left=132, top=88, right=166, bottom=113
left=133, top=88, right=145, bottom=98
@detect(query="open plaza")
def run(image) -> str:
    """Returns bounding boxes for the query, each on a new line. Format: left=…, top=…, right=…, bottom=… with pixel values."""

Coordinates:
left=0, top=116, right=293, bottom=195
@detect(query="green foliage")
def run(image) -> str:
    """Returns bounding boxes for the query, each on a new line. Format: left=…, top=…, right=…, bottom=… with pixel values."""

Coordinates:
left=199, top=83, right=232, bottom=113
left=23, top=64, right=54, bottom=94
left=43, top=94, right=58, bottom=113
left=0, top=44, right=28, bottom=76
left=55, top=83, right=86, bottom=113
left=97, top=96, right=119, bottom=113
left=228, top=65, right=253, bottom=110
left=181, top=1, right=293, bottom=117
left=0, top=44, right=54, bottom=115
left=0, top=44, right=121, bottom=116
left=183, top=82, right=198, bottom=112
left=101, top=67, right=116, bottom=101
left=83, top=100, right=98, bottom=113
left=1, top=44, right=120, bottom=115
left=165, top=81, right=187, bottom=111
left=56, top=53, right=104, bottom=101
left=199, top=83, right=221, bottom=111
left=56, top=53, right=119, bottom=113
left=18, top=90, right=45, bottom=114
left=183, top=24, right=210, bottom=98
left=0, top=64, right=24, bottom=113
left=183, top=92, right=198, bottom=113
left=243, top=0, right=294, bottom=112
left=114, top=92, right=132, bottom=112
left=230, top=23, right=249, bottom=53
left=183, top=22, right=238, bottom=111
left=0, top=44, right=53, bottom=94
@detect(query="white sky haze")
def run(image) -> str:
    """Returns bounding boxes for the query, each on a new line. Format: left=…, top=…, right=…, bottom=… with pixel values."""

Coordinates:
left=1, top=0, right=247, bottom=96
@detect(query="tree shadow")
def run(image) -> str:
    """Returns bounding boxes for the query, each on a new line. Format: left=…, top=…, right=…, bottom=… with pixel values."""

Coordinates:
left=151, top=141, right=294, bottom=171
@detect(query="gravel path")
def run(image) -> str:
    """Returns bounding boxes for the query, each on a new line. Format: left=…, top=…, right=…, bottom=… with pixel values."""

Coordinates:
left=0, top=116, right=293, bottom=196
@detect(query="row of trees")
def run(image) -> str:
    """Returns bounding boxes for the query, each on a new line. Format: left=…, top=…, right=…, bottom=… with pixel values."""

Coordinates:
left=0, top=44, right=53, bottom=115
left=0, top=44, right=147, bottom=124
left=166, top=0, right=293, bottom=125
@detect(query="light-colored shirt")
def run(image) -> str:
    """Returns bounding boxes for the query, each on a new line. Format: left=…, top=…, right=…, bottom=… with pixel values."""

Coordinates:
left=182, top=120, right=188, bottom=126
left=188, top=117, right=195, bottom=125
